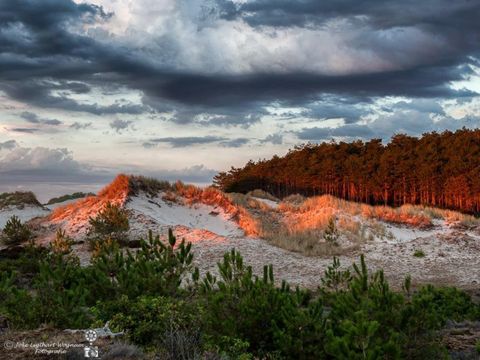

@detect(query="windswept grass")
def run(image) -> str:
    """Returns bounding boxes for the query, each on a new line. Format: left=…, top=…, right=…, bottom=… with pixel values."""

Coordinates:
left=279, top=195, right=433, bottom=228
left=174, top=182, right=261, bottom=236
left=50, top=174, right=130, bottom=222
left=46, top=192, right=94, bottom=205
left=129, top=176, right=173, bottom=196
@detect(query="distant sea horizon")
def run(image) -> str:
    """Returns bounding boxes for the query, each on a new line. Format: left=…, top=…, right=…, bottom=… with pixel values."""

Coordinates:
left=0, top=179, right=213, bottom=204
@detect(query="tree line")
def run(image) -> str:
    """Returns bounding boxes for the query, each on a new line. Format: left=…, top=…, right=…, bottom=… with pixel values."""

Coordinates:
left=214, top=128, right=480, bottom=214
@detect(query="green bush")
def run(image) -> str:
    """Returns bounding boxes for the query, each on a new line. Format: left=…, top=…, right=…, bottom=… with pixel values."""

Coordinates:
left=1, top=215, right=32, bottom=245
left=87, top=202, right=130, bottom=246
left=200, top=249, right=317, bottom=358
left=98, top=296, right=201, bottom=349
left=0, top=231, right=479, bottom=358
left=413, top=249, right=426, bottom=258
left=90, top=229, right=194, bottom=300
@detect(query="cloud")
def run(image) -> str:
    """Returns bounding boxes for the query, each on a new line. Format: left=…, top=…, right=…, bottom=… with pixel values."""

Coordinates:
left=138, top=165, right=218, bottom=184
left=20, top=111, right=62, bottom=126
left=296, top=98, right=480, bottom=141
left=8, top=127, right=40, bottom=133
left=109, top=119, right=133, bottom=132
left=2, top=80, right=147, bottom=115
left=70, top=121, right=92, bottom=130
left=0, top=146, right=82, bottom=173
left=260, top=133, right=283, bottom=145
left=0, top=140, right=17, bottom=150
left=143, top=135, right=255, bottom=148
left=0, top=143, right=217, bottom=186
left=0, top=0, right=477, bottom=129
left=297, top=124, right=374, bottom=141
left=217, top=0, right=480, bottom=33
left=219, top=138, right=250, bottom=147
left=144, top=136, right=227, bottom=148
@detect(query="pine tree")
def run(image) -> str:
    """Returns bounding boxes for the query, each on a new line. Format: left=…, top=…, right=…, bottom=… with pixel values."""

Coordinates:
left=324, top=217, right=339, bottom=245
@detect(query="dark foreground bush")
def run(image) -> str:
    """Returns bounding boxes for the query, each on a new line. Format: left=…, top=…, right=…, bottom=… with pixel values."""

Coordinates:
left=0, top=229, right=478, bottom=359
left=1, top=215, right=32, bottom=245
left=87, top=202, right=130, bottom=248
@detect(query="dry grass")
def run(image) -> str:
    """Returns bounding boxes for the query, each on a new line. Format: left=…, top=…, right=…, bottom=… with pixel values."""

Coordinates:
left=278, top=195, right=434, bottom=229
left=264, top=228, right=346, bottom=256
left=50, top=174, right=130, bottom=222
left=129, top=175, right=172, bottom=196
left=400, top=205, right=480, bottom=227
left=174, top=182, right=261, bottom=236
left=228, top=192, right=271, bottom=211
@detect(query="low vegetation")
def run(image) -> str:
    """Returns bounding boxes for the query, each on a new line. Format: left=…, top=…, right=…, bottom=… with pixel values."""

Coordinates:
left=1, top=229, right=478, bottom=359
left=87, top=202, right=130, bottom=248
left=413, top=249, right=426, bottom=258
left=129, top=175, right=173, bottom=196
left=0, top=215, right=32, bottom=246
left=0, top=191, right=41, bottom=209
left=46, top=192, right=94, bottom=205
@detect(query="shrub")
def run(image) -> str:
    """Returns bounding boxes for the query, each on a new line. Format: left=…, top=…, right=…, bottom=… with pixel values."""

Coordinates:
left=324, top=217, right=339, bottom=245
left=104, top=296, right=201, bottom=351
left=414, top=249, right=426, bottom=258
left=50, top=228, right=75, bottom=255
left=46, top=192, right=93, bottom=205
left=87, top=202, right=130, bottom=246
left=1, top=215, right=32, bottom=245
left=200, top=249, right=317, bottom=357
left=0, top=191, right=40, bottom=209
left=90, top=229, right=194, bottom=301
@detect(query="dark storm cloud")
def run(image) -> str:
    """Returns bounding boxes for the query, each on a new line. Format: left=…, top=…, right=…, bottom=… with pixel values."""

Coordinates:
left=2, top=80, right=146, bottom=115
left=216, top=0, right=480, bottom=31
left=0, top=0, right=478, bottom=126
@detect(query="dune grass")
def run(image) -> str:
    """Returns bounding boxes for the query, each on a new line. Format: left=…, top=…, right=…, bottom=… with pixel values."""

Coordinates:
left=0, top=191, right=41, bottom=209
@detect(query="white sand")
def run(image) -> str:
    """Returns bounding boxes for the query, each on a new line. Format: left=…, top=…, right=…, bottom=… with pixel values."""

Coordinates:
left=0, top=205, right=49, bottom=228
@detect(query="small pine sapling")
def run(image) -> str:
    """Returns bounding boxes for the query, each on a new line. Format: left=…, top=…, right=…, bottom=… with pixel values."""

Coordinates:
left=324, top=217, right=339, bottom=245
left=1, top=215, right=32, bottom=245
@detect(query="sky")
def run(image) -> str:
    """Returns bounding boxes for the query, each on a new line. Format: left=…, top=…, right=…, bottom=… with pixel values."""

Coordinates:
left=0, top=0, right=480, bottom=200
